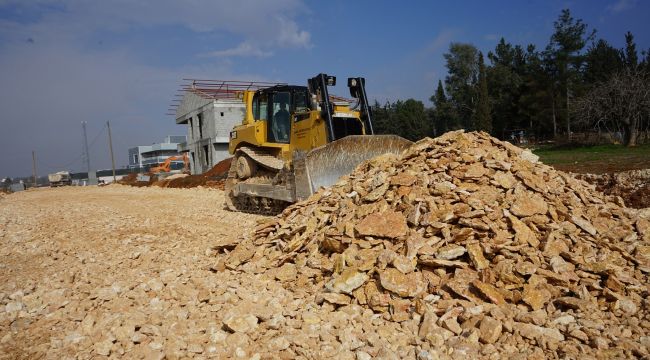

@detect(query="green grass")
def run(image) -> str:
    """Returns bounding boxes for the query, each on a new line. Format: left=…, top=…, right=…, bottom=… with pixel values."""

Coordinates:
left=532, top=143, right=650, bottom=173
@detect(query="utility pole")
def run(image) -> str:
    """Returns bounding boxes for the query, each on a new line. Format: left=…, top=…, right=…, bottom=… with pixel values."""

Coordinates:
left=32, top=150, right=37, bottom=187
left=107, top=121, right=116, bottom=182
left=82, top=121, right=91, bottom=173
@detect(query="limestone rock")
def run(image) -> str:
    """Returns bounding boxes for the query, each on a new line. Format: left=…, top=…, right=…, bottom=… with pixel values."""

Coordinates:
left=355, top=211, right=408, bottom=239
left=223, top=314, right=259, bottom=333
left=479, top=316, right=502, bottom=344
left=380, top=268, right=426, bottom=298
left=435, top=244, right=466, bottom=260
left=325, top=269, right=369, bottom=295
left=510, top=193, right=548, bottom=217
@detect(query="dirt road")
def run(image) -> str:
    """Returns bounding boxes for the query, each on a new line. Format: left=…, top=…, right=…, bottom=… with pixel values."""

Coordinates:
left=0, top=185, right=265, bottom=358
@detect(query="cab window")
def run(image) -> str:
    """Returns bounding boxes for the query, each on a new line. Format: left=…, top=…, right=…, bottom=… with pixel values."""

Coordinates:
left=269, top=92, right=290, bottom=143
left=293, top=90, right=309, bottom=113
left=252, top=93, right=268, bottom=121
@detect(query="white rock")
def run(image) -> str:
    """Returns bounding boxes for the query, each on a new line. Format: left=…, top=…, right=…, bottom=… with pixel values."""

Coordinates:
left=5, top=301, right=23, bottom=313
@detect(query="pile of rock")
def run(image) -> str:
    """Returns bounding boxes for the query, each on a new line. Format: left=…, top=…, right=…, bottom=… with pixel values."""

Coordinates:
left=578, top=169, right=650, bottom=209
left=227, top=131, right=650, bottom=358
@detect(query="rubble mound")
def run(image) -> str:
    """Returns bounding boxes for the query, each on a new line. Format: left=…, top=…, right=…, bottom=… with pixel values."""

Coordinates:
left=118, top=173, right=157, bottom=187
left=578, top=169, right=650, bottom=209
left=228, top=131, right=650, bottom=358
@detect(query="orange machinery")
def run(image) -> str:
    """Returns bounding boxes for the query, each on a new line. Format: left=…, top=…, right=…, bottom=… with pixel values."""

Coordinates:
left=150, top=154, right=189, bottom=174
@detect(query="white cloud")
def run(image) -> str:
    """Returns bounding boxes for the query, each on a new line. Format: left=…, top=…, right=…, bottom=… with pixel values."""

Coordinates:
left=0, top=1, right=305, bottom=176
left=205, top=42, right=273, bottom=58
left=0, top=0, right=313, bottom=53
left=608, top=0, right=637, bottom=13
left=425, top=29, right=456, bottom=53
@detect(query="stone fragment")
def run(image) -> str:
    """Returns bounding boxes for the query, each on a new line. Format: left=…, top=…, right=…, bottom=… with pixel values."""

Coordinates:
left=390, top=173, right=417, bottom=186
left=380, top=268, right=426, bottom=298
left=492, top=171, right=517, bottom=189
left=471, top=280, right=506, bottom=305
left=464, top=163, right=488, bottom=178
left=5, top=302, right=23, bottom=313
left=325, top=268, right=369, bottom=295
left=514, top=322, right=564, bottom=343
left=549, top=256, right=572, bottom=274
left=435, top=244, right=466, bottom=260
left=510, top=193, right=548, bottom=217
left=356, top=351, right=372, bottom=360
left=479, top=316, right=502, bottom=344
left=320, top=293, right=351, bottom=305
left=223, top=314, right=259, bottom=333
left=508, top=214, right=539, bottom=247
left=519, top=150, right=539, bottom=163
left=355, top=211, right=408, bottom=239
left=466, top=242, right=488, bottom=270
left=570, top=215, right=597, bottom=236
left=94, top=340, right=113, bottom=356
left=393, top=255, right=416, bottom=274
left=636, top=218, right=650, bottom=241
left=522, top=284, right=551, bottom=311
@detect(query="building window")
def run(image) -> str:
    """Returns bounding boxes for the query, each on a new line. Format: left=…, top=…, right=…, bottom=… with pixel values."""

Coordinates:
left=203, top=145, right=209, bottom=166
left=220, top=112, right=224, bottom=117
left=133, top=154, right=139, bottom=164
left=197, top=113, right=203, bottom=139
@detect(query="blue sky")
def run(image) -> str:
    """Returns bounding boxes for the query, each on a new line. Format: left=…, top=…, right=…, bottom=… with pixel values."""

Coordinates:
left=1, top=0, right=648, bottom=177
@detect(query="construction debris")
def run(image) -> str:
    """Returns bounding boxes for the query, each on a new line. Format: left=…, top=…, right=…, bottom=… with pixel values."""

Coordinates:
left=578, top=169, right=650, bottom=209
left=118, top=157, right=232, bottom=189
left=226, top=130, right=650, bottom=358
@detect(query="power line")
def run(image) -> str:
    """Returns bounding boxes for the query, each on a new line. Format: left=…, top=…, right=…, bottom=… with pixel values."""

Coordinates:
left=36, top=123, right=107, bottom=172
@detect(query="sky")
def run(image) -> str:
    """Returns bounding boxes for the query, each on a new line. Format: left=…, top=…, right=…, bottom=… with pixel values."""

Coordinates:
left=1, top=0, right=648, bottom=178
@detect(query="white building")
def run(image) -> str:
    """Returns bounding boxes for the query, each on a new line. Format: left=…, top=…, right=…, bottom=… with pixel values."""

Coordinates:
left=173, top=80, right=283, bottom=175
left=128, top=135, right=187, bottom=169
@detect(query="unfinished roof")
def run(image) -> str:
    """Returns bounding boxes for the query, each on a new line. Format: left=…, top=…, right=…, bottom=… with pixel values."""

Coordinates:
left=170, top=79, right=287, bottom=122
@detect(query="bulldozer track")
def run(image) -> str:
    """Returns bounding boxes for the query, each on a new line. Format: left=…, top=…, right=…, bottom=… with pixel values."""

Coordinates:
left=224, top=151, right=290, bottom=215
left=238, top=146, right=284, bottom=171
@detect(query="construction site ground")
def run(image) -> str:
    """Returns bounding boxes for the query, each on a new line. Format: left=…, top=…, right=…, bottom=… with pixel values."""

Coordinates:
left=1, top=134, right=650, bottom=359
left=0, top=186, right=267, bottom=358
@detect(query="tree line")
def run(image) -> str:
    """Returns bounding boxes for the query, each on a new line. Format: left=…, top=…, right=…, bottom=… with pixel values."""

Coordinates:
left=372, top=9, right=650, bottom=146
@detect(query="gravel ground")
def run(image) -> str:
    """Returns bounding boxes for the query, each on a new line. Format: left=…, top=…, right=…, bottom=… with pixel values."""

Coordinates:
left=0, top=185, right=265, bottom=358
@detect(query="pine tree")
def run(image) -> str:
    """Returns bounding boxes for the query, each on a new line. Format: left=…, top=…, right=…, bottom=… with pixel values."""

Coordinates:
left=475, top=52, right=492, bottom=133
left=443, top=43, right=479, bottom=130
left=623, top=31, right=638, bottom=69
left=430, top=80, right=458, bottom=135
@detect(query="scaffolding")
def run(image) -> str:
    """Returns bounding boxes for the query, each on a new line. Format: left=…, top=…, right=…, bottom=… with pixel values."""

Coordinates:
left=167, top=79, right=287, bottom=116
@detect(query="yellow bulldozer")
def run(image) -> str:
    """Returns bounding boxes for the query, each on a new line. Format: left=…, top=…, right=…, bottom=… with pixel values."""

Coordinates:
left=225, top=73, right=413, bottom=214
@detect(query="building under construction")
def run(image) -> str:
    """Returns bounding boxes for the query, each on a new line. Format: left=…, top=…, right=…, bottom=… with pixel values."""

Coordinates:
left=171, top=79, right=284, bottom=175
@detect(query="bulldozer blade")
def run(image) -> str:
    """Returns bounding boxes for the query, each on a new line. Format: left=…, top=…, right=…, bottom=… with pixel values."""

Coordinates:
left=294, top=135, right=413, bottom=200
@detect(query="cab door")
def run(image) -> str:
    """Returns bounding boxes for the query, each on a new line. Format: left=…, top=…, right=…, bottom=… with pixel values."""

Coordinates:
left=268, top=91, right=291, bottom=144
left=291, top=89, right=327, bottom=151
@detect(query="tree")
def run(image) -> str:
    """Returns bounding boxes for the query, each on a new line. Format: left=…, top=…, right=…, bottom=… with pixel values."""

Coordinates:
left=546, top=9, right=595, bottom=135
left=487, top=38, right=525, bottom=137
left=430, top=80, right=457, bottom=135
left=372, top=100, right=394, bottom=135
left=444, top=43, right=479, bottom=130
left=623, top=31, right=638, bottom=69
left=572, top=69, right=650, bottom=146
left=583, top=39, right=624, bottom=84
left=394, top=99, right=430, bottom=141
left=371, top=99, right=430, bottom=141
left=475, top=52, right=492, bottom=133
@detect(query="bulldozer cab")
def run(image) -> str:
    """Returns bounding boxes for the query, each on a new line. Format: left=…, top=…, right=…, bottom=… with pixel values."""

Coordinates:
left=252, top=85, right=310, bottom=144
